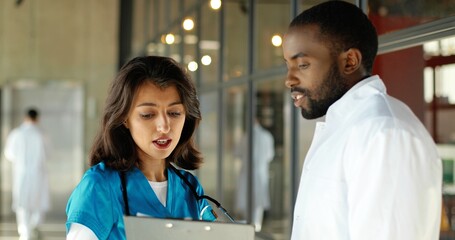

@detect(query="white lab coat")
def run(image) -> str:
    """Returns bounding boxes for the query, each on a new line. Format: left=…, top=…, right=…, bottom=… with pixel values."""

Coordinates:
left=235, top=122, right=275, bottom=217
left=4, top=122, right=50, bottom=214
left=291, top=75, right=442, bottom=240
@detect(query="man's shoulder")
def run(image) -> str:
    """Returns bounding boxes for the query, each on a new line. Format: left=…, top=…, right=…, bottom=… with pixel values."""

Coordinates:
left=7, top=127, right=21, bottom=136
left=15, top=123, right=43, bottom=136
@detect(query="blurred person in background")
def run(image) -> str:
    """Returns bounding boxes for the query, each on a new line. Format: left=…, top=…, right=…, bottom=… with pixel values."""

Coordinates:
left=4, top=107, right=50, bottom=240
left=235, top=118, right=275, bottom=232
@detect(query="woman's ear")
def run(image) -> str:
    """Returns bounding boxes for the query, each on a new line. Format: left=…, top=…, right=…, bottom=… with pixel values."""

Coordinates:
left=341, top=48, right=362, bottom=75
left=123, top=120, right=129, bottom=129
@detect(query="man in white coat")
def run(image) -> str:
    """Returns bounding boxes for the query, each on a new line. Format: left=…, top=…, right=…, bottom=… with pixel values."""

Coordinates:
left=4, top=108, right=50, bottom=240
left=282, top=1, right=442, bottom=240
left=235, top=119, right=275, bottom=232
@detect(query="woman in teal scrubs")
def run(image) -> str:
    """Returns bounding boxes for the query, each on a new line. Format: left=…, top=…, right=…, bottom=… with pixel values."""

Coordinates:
left=66, top=56, right=217, bottom=240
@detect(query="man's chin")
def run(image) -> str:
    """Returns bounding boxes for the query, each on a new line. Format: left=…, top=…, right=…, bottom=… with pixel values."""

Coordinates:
left=300, top=108, right=324, bottom=120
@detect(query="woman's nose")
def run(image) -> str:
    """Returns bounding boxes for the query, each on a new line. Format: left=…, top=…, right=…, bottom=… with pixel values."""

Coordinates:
left=156, top=115, right=170, bottom=133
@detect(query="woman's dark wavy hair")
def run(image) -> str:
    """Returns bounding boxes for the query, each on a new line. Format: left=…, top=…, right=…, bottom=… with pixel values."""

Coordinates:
left=89, top=56, right=203, bottom=171
left=290, top=1, right=378, bottom=74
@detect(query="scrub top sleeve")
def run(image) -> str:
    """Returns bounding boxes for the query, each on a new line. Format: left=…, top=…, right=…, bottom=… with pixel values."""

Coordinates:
left=199, top=198, right=217, bottom=221
left=66, top=171, right=115, bottom=240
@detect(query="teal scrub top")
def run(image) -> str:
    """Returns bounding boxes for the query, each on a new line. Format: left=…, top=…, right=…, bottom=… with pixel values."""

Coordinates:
left=66, top=162, right=216, bottom=240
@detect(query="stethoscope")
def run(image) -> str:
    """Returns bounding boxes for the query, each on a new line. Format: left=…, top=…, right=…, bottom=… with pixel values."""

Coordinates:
left=120, top=165, right=236, bottom=223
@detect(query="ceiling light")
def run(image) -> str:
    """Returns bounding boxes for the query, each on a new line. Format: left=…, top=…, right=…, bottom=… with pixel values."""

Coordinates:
left=271, top=35, right=282, bottom=47
left=201, top=55, right=212, bottom=66
left=165, top=34, right=175, bottom=45
left=210, top=0, right=221, bottom=10
left=188, top=61, right=198, bottom=72
left=183, top=18, right=194, bottom=31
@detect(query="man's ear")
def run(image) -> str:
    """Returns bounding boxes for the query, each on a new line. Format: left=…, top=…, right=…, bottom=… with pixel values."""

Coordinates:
left=341, top=48, right=362, bottom=75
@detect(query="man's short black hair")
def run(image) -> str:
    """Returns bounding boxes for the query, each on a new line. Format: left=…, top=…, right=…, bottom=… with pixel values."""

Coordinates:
left=290, top=1, right=378, bottom=73
left=27, top=108, right=39, bottom=121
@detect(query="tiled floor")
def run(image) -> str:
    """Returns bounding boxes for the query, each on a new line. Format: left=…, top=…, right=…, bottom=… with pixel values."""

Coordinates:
left=0, top=221, right=66, bottom=240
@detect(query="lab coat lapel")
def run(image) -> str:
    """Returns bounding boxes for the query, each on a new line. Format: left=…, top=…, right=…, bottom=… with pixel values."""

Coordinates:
left=303, top=121, right=327, bottom=171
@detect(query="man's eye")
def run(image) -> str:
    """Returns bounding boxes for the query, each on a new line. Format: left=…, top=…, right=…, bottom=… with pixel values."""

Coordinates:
left=298, top=64, right=309, bottom=69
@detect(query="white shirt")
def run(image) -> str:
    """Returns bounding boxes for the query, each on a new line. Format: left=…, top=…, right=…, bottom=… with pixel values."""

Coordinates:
left=291, top=75, right=442, bottom=240
left=149, top=180, right=168, bottom=207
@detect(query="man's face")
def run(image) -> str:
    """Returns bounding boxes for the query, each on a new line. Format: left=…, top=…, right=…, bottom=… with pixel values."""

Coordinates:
left=282, top=24, right=349, bottom=119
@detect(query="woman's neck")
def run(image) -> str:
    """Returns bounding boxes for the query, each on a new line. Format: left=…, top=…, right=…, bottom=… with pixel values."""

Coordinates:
left=139, top=158, right=167, bottom=182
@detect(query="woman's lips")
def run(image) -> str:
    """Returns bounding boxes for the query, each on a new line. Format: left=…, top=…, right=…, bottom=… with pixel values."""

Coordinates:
left=153, top=139, right=172, bottom=149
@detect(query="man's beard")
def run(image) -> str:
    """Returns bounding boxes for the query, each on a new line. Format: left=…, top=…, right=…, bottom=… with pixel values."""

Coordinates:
left=300, top=64, right=349, bottom=119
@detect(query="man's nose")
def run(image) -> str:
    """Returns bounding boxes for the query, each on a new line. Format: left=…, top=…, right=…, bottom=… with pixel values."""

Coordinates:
left=285, top=71, right=299, bottom=89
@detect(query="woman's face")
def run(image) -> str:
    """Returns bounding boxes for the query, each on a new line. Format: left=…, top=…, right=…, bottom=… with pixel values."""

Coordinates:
left=125, top=82, right=186, bottom=164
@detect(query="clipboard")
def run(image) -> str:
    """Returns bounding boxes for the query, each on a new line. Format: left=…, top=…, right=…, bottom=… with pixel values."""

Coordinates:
left=123, top=216, right=255, bottom=240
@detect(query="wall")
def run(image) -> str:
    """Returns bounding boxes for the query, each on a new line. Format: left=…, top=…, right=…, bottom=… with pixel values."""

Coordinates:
left=0, top=0, right=119, bottom=165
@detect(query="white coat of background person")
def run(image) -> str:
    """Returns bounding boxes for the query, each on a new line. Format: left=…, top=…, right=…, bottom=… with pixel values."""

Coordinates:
left=235, top=119, right=275, bottom=232
left=4, top=108, right=50, bottom=240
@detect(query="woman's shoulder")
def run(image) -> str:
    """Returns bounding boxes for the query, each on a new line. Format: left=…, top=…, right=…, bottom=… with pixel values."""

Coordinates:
left=80, top=162, right=120, bottom=185
left=68, top=162, right=123, bottom=205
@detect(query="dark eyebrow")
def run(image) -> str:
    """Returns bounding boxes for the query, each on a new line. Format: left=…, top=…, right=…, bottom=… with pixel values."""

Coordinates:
left=284, top=52, right=307, bottom=62
left=291, top=52, right=307, bottom=60
left=136, top=101, right=183, bottom=107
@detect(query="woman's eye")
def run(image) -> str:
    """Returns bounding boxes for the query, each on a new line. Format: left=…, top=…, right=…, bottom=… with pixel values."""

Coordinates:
left=140, top=113, right=154, bottom=119
left=168, top=111, right=182, bottom=118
